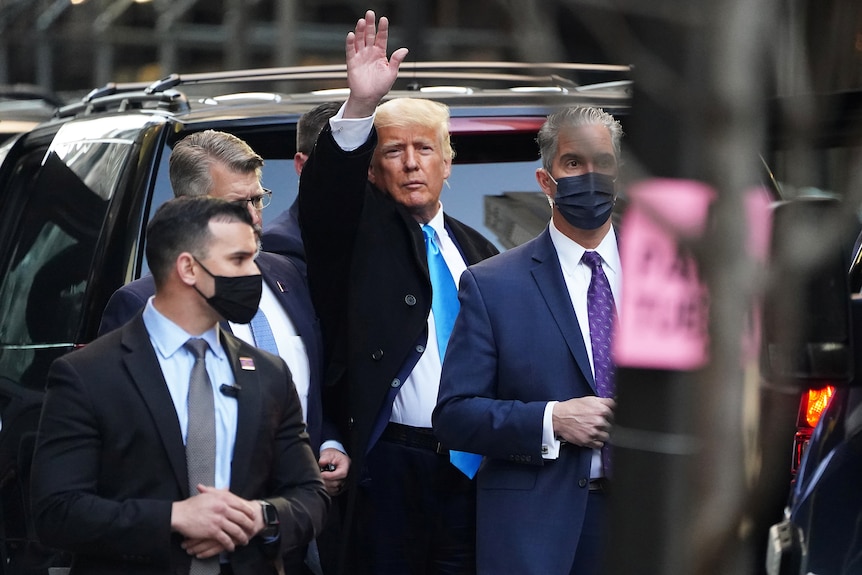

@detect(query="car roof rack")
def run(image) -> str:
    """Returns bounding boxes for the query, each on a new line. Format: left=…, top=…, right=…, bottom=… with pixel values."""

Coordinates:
left=55, top=89, right=189, bottom=119
left=55, top=62, right=631, bottom=120
left=83, top=62, right=632, bottom=100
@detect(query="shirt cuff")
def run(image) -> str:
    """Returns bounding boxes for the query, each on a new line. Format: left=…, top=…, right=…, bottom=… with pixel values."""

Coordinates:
left=542, top=401, right=561, bottom=460
left=329, top=103, right=375, bottom=152
left=319, top=440, right=346, bottom=455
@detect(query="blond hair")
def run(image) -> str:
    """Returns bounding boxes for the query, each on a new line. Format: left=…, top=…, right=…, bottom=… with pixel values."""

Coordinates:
left=375, top=98, right=454, bottom=160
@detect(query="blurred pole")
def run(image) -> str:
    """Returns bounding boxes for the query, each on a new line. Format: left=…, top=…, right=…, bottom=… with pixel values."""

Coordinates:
left=274, top=0, right=297, bottom=67
left=224, top=0, right=249, bottom=70
left=605, top=0, right=778, bottom=573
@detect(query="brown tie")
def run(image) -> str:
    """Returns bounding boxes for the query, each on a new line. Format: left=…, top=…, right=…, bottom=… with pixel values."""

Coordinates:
left=184, top=339, right=220, bottom=575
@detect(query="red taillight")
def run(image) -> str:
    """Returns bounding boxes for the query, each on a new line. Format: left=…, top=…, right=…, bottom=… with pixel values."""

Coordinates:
left=791, top=385, right=836, bottom=476
left=799, top=386, right=836, bottom=428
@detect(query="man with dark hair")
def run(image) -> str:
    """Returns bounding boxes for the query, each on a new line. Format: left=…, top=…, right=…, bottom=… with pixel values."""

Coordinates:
left=261, top=101, right=342, bottom=265
left=99, top=129, right=347, bottom=574
left=31, top=195, right=328, bottom=575
left=433, top=106, right=622, bottom=575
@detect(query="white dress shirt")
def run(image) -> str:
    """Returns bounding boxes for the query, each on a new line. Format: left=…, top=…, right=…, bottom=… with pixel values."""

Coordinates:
left=540, top=221, right=621, bottom=478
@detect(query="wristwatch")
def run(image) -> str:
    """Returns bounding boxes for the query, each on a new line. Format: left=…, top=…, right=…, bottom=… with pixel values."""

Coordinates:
left=259, top=500, right=280, bottom=538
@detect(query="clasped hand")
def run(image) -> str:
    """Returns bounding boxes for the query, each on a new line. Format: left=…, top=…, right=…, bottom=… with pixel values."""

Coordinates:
left=171, top=485, right=264, bottom=559
left=552, top=396, right=616, bottom=449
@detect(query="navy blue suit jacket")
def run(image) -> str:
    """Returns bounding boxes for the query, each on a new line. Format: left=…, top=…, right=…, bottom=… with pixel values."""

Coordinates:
left=98, top=251, right=331, bottom=455
left=261, top=200, right=306, bottom=275
left=433, top=227, right=596, bottom=575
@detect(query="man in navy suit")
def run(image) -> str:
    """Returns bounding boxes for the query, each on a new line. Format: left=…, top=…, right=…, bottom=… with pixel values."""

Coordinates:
left=261, top=101, right=341, bottom=270
left=99, top=130, right=347, bottom=574
left=31, top=196, right=328, bottom=574
left=433, top=106, right=622, bottom=575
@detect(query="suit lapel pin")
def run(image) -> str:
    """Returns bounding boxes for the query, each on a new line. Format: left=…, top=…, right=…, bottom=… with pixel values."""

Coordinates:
left=239, top=356, right=256, bottom=371
left=276, top=280, right=286, bottom=293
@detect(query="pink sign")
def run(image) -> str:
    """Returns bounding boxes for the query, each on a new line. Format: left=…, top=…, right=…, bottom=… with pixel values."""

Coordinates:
left=615, top=179, right=714, bottom=370
left=614, top=179, right=773, bottom=370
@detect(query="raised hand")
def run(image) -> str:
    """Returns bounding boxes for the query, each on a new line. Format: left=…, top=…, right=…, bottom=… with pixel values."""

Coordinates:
left=343, top=10, right=409, bottom=119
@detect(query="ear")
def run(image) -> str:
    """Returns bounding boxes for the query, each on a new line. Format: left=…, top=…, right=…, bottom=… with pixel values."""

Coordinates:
left=536, top=168, right=554, bottom=201
left=176, top=252, right=198, bottom=287
left=293, top=152, right=308, bottom=176
left=442, top=156, right=452, bottom=180
left=367, top=164, right=377, bottom=185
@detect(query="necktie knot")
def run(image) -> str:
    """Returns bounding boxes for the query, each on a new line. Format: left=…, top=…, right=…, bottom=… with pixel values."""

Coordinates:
left=423, top=224, right=440, bottom=255
left=581, top=250, right=603, bottom=270
left=184, top=338, right=209, bottom=361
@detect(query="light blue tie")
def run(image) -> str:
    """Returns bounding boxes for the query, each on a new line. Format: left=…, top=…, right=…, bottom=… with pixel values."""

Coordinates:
left=249, top=308, right=279, bottom=355
left=423, top=225, right=482, bottom=479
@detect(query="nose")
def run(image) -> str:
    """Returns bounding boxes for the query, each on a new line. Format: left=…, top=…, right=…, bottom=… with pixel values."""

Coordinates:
left=403, top=147, right=419, bottom=170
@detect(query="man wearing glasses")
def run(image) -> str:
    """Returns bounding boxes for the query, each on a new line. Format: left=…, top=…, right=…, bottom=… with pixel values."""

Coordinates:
left=99, top=130, right=347, bottom=575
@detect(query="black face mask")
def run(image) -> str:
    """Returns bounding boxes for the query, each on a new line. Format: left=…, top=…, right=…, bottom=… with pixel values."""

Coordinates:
left=192, top=257, right=262, bottom=324
left=550, top=172, right=616, bottom=230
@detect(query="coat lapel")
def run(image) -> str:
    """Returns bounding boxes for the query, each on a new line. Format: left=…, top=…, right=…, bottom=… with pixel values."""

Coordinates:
left=222, top=332, right=262, bottom=492
left=121, top=315, right=190, bottom=496
left=529, top=230, right=596, bottom=391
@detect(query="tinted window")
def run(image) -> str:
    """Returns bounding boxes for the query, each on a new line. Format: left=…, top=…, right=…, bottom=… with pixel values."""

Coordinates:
left=0, top=136, right=133, bottom=389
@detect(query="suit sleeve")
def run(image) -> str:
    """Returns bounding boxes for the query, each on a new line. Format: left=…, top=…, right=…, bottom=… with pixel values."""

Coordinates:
left=261, top=359, right=330, bottom=554
left=98, top=285, right=149, bottom=336
left=31, top=357, right=174, bottom=561
left=432, top=268, right=548, bottom=465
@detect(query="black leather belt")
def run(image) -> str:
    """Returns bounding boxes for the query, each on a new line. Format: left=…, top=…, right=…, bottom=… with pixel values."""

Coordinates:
left=381, top=422, right=448, bottom=455
left=589, top=478, right=610, bottom=493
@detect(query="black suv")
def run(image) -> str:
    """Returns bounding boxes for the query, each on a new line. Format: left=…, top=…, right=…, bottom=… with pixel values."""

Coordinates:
left=0, top=62, right=630, bottom=574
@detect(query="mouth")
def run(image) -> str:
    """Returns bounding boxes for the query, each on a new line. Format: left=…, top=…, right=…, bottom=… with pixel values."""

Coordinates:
left=403, top=181, right=425, bottom=191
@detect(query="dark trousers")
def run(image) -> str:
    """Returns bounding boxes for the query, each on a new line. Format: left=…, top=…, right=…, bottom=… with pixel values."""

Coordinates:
left=569, top=492, right=608, bottom=575
left=354, top=435, right=476, bottom=574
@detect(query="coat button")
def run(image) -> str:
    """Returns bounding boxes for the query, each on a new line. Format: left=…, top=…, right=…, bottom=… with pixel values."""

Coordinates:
left=578, top=478, right=588, bottom=488
left=405, top=294, right=417, bottom=306
left=371, top=349, right=384, bottom=361
left=348, top=417, right=354, bottom=428
left=416, top=344, right=425, bottom=353
left=391, top=378, right=401, bottom=388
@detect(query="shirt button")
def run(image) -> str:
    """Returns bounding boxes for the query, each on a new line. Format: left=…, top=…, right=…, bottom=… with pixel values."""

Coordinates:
left=391, top=378, right=401, bottom=388
left=371, top=349, right=384, bottom=361
left=405, top=294, right=417, bottom=306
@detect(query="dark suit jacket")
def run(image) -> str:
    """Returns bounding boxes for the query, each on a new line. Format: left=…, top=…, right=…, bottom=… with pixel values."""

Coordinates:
left=261, top=200, right=306, bottom=275
left=298, top=125, right=499, bottom=491
left=433, top=228, right=596, bottom=575
left=30, top=314, right=329, bottom=575
left=97, top=251, right=332, bottom=455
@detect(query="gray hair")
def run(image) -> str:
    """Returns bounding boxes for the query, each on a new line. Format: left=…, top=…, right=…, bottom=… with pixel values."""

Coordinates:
left=536, top=107, right=623, bottom=172
left=169, top=130, right=264, bottom=198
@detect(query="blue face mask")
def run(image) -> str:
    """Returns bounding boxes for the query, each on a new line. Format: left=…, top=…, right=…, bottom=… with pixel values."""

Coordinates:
left=549, top=172, right=616, bottom=230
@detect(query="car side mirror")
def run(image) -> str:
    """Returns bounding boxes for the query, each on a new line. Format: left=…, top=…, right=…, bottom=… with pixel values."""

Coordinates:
left=761, top=197, right=853, bottom=388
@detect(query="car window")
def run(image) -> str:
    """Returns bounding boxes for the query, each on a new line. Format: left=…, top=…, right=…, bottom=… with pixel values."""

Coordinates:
left=0, top=137, right=133, bottom=387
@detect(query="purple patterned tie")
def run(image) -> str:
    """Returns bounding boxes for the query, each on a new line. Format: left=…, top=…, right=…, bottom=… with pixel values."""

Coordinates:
left=582, top=251, right=616, bottom=477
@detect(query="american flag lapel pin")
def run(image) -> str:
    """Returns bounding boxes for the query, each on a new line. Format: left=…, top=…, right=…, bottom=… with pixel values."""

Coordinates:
left=239, top=356, right=256, bottom=371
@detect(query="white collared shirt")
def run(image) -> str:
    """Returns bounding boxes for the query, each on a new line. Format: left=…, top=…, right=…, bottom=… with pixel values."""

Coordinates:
left=229, top=281, right=310, bottom=420
left=540, top=221, right=621, bottom=478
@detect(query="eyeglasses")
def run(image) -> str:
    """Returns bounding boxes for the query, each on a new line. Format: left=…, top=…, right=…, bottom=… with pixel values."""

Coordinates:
left=232, top=188, right=272, bottom=210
